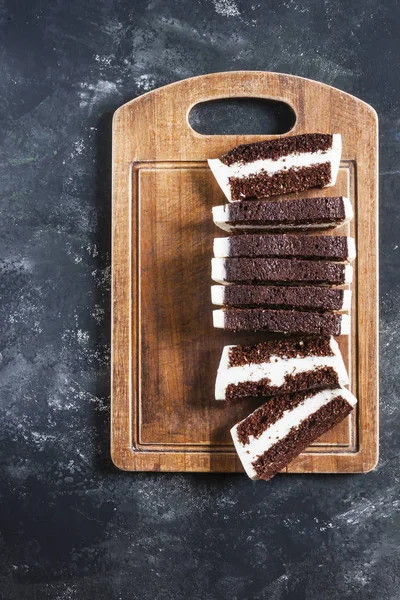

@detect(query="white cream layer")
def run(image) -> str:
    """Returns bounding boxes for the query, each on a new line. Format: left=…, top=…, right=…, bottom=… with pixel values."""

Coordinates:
left=212, top=309, right=226, bottom=329
left=211, top=285, right=226, bottom=305
left=211, top=258, right=227, bottom=283
left=212, top=197, right=354, bottom=233
left=213, top=237, right=231, bottom=258
left=342, top=289, right=352, bottom=311
left=211, top=284, right=352, bottom=311
left=347, top=237, right=356, bottom=262
left=340, top=313, right=351, bottom=335
left=215, top=337, right=349, bottom=400
left=231, top=386, right=357, bottom=479
left=344, top=265, right=353, bottom=284
left=211, top=258, right=353, bottom=285
left=208, top=134, right=342, bottom=202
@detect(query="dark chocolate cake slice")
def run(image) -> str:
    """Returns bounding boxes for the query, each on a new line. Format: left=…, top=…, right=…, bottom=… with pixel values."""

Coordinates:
left=208, top=133, right=342, bottom=202
left=212, top=196, right=353, bottom=232
left=211, top=284, right=351, bottom=312
left=213, top=308, right=350, bottom=335
left=215, top=336, right=349, bottom=401
left=214, top=234, right=356, bottom=261
left=231, top=387, right=356, bottom=480
left=211, top=257, right=353, bottom=285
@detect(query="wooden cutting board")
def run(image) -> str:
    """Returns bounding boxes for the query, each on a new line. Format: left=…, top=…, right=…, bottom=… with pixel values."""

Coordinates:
left=111, top=71, right=378, bottom=474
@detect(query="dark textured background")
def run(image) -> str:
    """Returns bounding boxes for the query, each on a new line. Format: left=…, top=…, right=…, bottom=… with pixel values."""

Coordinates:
left=0, top=1, right=399, bottom=599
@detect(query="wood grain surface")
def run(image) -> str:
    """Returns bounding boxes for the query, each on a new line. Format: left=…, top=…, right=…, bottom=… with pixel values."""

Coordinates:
left=111, top=71, right=378, bottom=474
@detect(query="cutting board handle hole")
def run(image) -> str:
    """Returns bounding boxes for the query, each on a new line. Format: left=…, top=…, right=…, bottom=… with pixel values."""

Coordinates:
left=188, top=98, right=296, bottom=136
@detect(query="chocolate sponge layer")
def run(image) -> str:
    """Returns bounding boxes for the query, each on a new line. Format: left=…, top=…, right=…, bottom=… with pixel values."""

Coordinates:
left=229, top=163, right=331, bottom=200
left=220, top=308, right=346, bottom=335
left=219, top=234, right=350, bottom=260
left=220, top=134, right=333, bottom=166
left=215, top=285, right=348, bottom=311
left=225, top=197, right=347, bottom=227
left=213, top=257, right=349, bottom=285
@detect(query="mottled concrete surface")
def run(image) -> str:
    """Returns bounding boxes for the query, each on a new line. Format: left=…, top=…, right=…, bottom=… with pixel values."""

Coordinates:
left=0, top=1, right=399, bottom=599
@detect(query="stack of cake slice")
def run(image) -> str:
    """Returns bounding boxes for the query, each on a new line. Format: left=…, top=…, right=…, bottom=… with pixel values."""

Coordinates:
left=210, top=133, right=351, bottom=233
left=207, top=133, right=357, bottom=480
left=232, top=386, right=357, bottom=481
left=208, top=133, right=342, bottom=201
left=216, top=336, right=357, bottom=481
left=209, top=133, right=355, bottom=336
left=211, top=233, right=354, bottom=335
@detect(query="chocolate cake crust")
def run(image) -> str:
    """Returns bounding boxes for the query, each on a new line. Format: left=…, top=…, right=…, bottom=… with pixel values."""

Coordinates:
left=251, top=396, right=353, bottom=480
left=223, top=308, right=343, bottom=334
left=229, top=163, right=331, bottom=200
left=226, top=234, right=349, bottom=260
left=221, top=285, right=345, bottom=311
left=225, top=366, right=339, bottom=402
left=228, top=335, right=334, bottom=367
left=222, top=257, right=347, bottom=285
left=226, top=197, right=346, bottom=226
left=220, top=133, right=333, bottom=166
